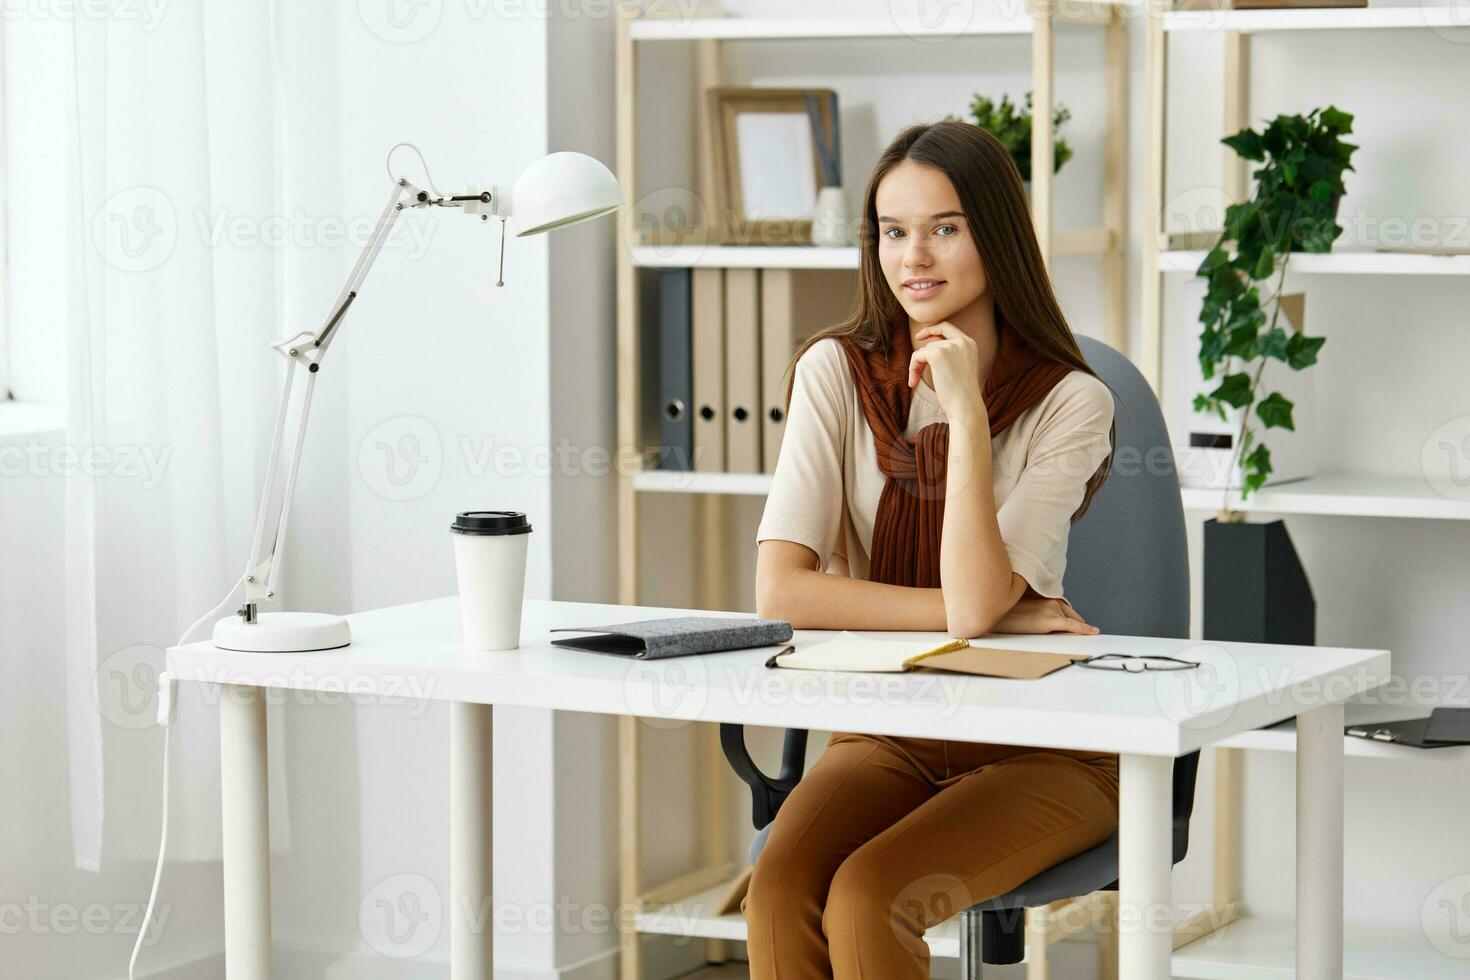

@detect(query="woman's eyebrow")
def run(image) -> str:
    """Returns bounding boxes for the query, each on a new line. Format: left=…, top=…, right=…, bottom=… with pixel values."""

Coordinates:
left=876, top=210, right=965, bottom=223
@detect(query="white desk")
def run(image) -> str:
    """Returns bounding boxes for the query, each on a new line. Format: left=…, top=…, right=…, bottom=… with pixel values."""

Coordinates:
left=168, top=596, right=1389, bottom=979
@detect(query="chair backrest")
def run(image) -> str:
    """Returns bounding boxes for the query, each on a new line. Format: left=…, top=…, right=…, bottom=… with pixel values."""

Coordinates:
left=1067, top=338, right=1199, bottom=845
left=1064, top=337, right=1190, bottom=640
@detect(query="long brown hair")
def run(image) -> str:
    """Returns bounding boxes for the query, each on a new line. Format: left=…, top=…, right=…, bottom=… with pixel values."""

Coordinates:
left=784, top=120, right=1114, bottom=520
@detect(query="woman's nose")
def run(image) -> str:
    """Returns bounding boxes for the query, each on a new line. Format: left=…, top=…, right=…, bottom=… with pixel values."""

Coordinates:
left=904, top=243, right=933, bottom=270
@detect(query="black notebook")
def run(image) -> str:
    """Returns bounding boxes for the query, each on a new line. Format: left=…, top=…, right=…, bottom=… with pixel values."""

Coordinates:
left=1345, top=716, right=1459, bottom=749
left=549, top=616, right=792, bottom=660
left=1425, top=707, right=1470, bottom=745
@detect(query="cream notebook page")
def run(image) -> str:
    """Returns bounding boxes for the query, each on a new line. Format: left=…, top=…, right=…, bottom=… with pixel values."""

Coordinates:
left=770, top=631, right=969, bottom=672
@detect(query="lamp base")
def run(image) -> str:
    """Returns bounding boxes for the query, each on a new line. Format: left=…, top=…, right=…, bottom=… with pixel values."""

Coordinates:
left=213, top=611, right=352, bottom=653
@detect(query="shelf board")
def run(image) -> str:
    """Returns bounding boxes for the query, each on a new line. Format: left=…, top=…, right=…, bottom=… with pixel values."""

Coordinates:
left=1180, top=474, right=1470, bottom=521
left=1162, top=247, right=1470, bottom=276
left=1172, top=913, right=1467, bottom=979
left=633, top=470, right=774, bottom=496
left=633, top=245, right=857, bottom=270
left=630, top=15, right=1035, bottom=41
left=640, top=472, right=1470, bottom=520
left=1163, top=6, right=1470, bottom=33
left=1218, top=709, right=1470, bottom=763
left=634, top=874, right=964, bottom=958
left=633, top=229, right=1116, bottom=270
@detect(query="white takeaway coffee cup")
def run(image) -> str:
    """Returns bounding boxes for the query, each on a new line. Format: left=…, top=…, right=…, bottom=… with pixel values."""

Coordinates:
left=450, top=510, right=532, bottom=650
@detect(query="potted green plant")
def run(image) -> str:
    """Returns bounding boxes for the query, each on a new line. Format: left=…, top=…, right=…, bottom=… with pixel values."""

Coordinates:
left=946, top=92, right=1072, bottom=185
left=1195, top=106, right=1357, bottom=646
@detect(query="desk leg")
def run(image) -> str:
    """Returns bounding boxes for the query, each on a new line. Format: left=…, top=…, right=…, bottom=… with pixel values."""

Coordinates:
left=220, top=685, right=272, bottom=980
left=1118, top=753, right=1172, bottom=980
left=1296, top=702, right=1344, bottom=979
left=451, top=702, right=494, bottom=979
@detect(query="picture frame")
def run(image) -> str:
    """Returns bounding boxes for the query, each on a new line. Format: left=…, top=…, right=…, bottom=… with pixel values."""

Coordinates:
left=706, top=87, right=841, bottom=246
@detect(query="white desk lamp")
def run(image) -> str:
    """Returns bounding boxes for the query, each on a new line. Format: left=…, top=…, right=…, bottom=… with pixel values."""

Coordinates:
left=212, top=146, right=622, bottom=653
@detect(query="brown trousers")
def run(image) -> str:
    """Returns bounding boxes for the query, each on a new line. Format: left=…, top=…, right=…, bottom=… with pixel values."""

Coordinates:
left=741, top=731, right=1119, bottom=980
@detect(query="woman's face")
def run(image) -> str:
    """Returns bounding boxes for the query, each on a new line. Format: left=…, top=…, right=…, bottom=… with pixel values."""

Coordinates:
left=874, top=159, right=988, bottom=326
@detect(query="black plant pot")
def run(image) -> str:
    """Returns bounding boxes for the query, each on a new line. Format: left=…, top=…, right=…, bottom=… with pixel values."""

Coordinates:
left=1203, top=518, right=1315, bottom=645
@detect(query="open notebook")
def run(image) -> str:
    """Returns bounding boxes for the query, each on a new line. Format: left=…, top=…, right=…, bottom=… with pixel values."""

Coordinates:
left=766, top=631, right=1089, bottom=681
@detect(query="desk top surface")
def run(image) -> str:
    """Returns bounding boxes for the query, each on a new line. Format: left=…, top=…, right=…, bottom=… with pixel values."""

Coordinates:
left=168, top=597, right=1390, bottom=757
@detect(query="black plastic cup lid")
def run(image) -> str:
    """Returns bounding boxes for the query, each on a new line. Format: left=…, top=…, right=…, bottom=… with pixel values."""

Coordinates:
left=450, top=510, right=532, bottom=535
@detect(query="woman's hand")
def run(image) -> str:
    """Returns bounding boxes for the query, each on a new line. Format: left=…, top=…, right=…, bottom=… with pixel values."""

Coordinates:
left=910, top=322, right=987, bottom=426
left=992, top=593, right=1100, bottom=635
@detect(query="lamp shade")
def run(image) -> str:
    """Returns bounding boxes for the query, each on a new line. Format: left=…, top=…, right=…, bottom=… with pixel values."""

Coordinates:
left=509, top=151, right=622, bottom=237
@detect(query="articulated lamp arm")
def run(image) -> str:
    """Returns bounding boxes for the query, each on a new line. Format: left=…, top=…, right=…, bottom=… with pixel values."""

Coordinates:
left=236, top=177, right=505, bottom=619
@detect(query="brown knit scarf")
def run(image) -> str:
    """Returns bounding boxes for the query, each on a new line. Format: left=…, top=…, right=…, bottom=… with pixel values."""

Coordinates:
left=836, top=318, right=1072, bottom=588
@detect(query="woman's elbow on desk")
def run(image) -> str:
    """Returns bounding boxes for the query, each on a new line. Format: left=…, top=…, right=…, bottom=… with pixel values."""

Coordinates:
left=754, top=539, right=819, bottom=625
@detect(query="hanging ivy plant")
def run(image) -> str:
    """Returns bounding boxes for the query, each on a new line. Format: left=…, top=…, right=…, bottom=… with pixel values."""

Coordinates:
left=1194, top=106, right=1357, bottom=513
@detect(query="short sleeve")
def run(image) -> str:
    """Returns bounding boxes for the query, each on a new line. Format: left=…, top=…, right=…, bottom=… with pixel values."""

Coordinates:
left=996, top=373, right=1114, bottom=599
left=755, top=339, right=847, bottom=572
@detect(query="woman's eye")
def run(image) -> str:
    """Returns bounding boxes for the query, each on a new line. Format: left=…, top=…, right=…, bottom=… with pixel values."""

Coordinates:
left=883, top=227, right=905, bottom=240
left=935, top=224, right=957, bottom=237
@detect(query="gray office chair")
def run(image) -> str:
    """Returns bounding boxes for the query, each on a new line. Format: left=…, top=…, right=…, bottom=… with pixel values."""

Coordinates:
left=723, top=336, right=1195, bottom=976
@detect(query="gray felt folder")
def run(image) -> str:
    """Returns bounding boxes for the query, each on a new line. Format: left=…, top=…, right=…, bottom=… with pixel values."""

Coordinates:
left=549, top=616, right=793, bottom=659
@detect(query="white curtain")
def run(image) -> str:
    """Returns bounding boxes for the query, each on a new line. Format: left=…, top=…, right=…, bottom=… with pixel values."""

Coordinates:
left=57, top=1, right=304, bottom=869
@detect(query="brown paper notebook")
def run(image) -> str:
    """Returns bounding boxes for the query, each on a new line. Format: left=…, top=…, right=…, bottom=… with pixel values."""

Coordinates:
left=766, top=631, right=1087, bottom=681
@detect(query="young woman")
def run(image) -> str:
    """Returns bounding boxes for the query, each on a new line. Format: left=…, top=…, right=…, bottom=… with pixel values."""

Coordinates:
left=742, top=120, right=1120, bottom=979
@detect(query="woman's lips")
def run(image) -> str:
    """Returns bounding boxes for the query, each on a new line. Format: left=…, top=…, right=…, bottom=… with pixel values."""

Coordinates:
left=902, top=279, right=945, bottom=300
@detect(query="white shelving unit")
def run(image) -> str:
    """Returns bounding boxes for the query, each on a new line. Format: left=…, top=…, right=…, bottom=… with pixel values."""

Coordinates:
left=1172, top=916, right=1468, bottom=979
left=1163, top=5, right=1470, bottom=33
left=1179, top=474, right=1470, bottom=521
left=638, top=470, right=1470, bottom=523
left=1162, top=246, right=1470, bottom=277
left=633, top=227, right=1120, bottom=269
left=629, top=14, right=1038, bottom=41
left=1139, top=5, right=1470, bottom=976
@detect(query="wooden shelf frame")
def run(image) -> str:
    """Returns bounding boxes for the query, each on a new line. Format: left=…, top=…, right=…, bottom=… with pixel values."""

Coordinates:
left=614, top=5, right=1133, bottom=978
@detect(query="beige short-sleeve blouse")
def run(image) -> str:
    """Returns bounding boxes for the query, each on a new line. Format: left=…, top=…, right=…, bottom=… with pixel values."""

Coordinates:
left=754, top=336, right=1114, bottom=599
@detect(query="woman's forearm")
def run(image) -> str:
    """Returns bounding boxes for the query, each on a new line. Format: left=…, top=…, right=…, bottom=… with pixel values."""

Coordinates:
left=940, top=411, right=1016, bottom=635
left=759, top=568, right=949, bottom=632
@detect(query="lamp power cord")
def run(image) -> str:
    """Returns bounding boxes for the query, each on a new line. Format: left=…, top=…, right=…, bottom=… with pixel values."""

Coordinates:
left=128, top=574, right=245, bottom=980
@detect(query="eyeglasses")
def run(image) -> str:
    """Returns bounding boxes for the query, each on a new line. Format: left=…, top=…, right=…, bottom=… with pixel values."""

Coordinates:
left=1075, top=653, right=1201, bottom=673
